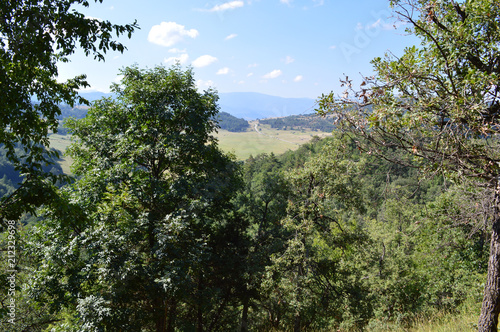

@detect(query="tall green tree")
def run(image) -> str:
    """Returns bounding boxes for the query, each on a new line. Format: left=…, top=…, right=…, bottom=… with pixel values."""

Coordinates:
left=0, top=0, right=137, bottom=222
left=29, top=65, right=243, bottom=331
left=317, top=0, right=500, bottom=329
left=261, top=136, right=369, bottom=331
left=234, top=153, right=291, bottom=331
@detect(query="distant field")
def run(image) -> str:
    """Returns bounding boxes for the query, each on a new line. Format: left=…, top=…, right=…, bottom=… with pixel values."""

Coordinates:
left=215, top=121, right=331, bottom=160
left=48, top=134, right=73, bottom=174
left=49, top=122, right=332, bottom=174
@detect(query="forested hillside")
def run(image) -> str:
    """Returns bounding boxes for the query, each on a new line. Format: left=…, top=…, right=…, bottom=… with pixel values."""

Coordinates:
left=1, top=0, right=499, bottom=331
left=259, top=113, right=335, bottom=132
left=0, top=95, right=487, bottom=331
left=215, top=111, right=250, bottom=132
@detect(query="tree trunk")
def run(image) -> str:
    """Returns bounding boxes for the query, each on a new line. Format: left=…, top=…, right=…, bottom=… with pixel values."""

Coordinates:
left=239, top=297, right=250, bottom=332
left=155, top=301, right=167, bottom=332
left=479, top=188, right=500, bottom=331
left=197, top=274, right=204, bottom=332
left=167, top=299, right=177, bottom=332
left=293, top=313, right=301, bottom=332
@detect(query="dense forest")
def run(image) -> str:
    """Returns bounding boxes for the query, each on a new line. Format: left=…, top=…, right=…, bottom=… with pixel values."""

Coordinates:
left=57, top=104, right=90, bottom=120
left=0, top=131, right=488, bottom=331
left=216, top=112, right=250, bottom=132
left=0, top=65, right=489, bottom=331
left=259, top=114, right=335, bottom=132
left=2, top=0, right=500, bottom=331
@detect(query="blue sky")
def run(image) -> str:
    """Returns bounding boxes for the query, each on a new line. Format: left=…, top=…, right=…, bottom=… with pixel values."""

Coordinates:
left=57, top=0, right=419, bottom=99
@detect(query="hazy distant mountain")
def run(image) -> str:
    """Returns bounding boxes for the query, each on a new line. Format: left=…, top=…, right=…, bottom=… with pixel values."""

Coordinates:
left=78, top=91, right=317, bottom=120
left=79, top=91, right=114, bottom=102
left=218, top=92, right=316, bottom=120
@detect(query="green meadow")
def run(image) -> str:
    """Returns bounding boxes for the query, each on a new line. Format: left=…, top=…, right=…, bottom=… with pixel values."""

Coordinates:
left=48, top=133, right=74, bottom=174
left=214, top=121, right=331, bottom=160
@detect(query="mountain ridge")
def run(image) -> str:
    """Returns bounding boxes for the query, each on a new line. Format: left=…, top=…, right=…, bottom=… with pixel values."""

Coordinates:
left=78, top=91, right=317, bottom=120
left=217, top=92, right=317, bottom=120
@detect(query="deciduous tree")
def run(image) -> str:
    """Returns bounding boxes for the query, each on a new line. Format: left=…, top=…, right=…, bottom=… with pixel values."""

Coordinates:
left=0, top=0, right=137, bottom=222
left=262, top=136, right=369, bottom=331
left=30, top=65, right=242, bottom=331
left=317, top=0, right=500, bottom=330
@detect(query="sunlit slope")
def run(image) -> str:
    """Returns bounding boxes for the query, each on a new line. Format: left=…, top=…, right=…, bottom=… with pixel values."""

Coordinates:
left=214, top=121, right=331, bottom=160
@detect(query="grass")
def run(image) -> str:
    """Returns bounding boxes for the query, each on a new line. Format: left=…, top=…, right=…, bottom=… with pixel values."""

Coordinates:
left=214, top=122, right=331, bottom=160
left=366, top=298, right=481, bottom=332
left=48, top=133, right=74, bottom=174
left=406, top=311, right=478, bottom=332
left=405, top=300, right=480, bottom=332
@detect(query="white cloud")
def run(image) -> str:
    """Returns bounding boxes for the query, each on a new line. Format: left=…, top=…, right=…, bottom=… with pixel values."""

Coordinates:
left=208, top=1, right=244, bottom=12
left=263, top=69, right=282, bottom=79
left=329, top=45, right=337, bottom=50
left=148, top=22, right=199, bottom=47
left=293, top=75, right=303, bottom=82
left=248, top=63, right=258, bottom=68
left=164, top=53, right=189, bottom=65
left=217, top=67, right=230, bottom=75
left=168, top=48, right=187, bottom=53
left=196, top=79, right=216, bottom=90
left=284, top=56, right=295, bottom=64
left=225, top=33, right=238, bottom=41
left=247, top=72, right=254, bottom=77
left=192, top=55, right=218, bottom=68
left=354, top=19, right=398, bottom=36
left=281, top=0, right=323, bottom=7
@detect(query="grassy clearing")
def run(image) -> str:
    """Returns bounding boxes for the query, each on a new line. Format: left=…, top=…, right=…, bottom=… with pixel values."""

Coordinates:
left=48, top=133, right=73, bottom=174
left=406, top=301, right=480, bottom=332
left=256, top=298, right=481, bottom=332
left=214, top=122, right=331, bottom=160
left=406, top=311, right=478, bottom=332
left=214, top=129, right=299, bottom=160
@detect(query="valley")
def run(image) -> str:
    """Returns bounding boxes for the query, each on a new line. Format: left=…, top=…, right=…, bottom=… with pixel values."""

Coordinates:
left=50, top=119, right=332, bottom=173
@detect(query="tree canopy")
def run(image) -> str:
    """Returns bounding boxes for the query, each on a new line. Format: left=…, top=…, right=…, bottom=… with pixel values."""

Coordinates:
left=30, top=65, right=244, bottom=331
left=216, top=112, right=250, bottom=132
left=2, top=0, right=499, bottom=330
left=0, top=0, right=137, bottom=223
left=317, top=0, right=500, bottom=330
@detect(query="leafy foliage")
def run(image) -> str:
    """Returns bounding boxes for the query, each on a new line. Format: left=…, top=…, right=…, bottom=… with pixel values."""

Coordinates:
left=0, top=0, right=137, bottom=223
left=29, top=65, right=244, bottom=331
left=317, top=1, right=500, bottom=328
left=233, top=134, right=484, bottom=331
left=2, top=1, right=496, bottom=330
left=9, top=123, right=485, bottom=331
